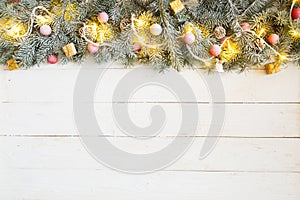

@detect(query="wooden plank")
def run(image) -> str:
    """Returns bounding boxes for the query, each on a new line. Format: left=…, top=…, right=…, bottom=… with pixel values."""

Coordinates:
left=0, top=169, right=299, bottom=200
left=1, top=137, right=299, bottom=172
left=0, top=103, right=298, bottom=137
left=1, top=66, right=299, bottom=103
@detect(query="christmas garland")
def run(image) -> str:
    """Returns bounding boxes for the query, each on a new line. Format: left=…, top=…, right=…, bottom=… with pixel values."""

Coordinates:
left=0, top=0, right=300, bottom=74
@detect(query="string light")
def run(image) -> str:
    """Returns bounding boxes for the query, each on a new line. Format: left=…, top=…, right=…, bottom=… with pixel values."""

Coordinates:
left=220, top=39, right=240, bottom=62
left=79, top=22, right=112, bottom=47
left=290, top=29, right=300, bottom=39
left=7, top=23, right=25, bottom=38
left=131, top=14, right=163, bottom=48
left=0, top=0, right=299, bottom=70
left=257, top=28, right=266, bottom=37
left=35, top=15, right=53, bottom=26
left=0, top=6, right=53, bottom=40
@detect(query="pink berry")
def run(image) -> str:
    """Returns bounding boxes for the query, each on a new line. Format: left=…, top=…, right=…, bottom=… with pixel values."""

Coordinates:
left=209, top=45, right=222, bottom=57
left=98, top=12, right=109, bottom=23
left=241, top=23, right=251, bottom=31
left=268, top=34, right=280, bottom=45
left=133, top=42, right=142, bottom=52
left=292, top=8, right=300, bottom=20
left=47, top=55, right=58, bottom=64
left=87, top=43, right=99, bottom=54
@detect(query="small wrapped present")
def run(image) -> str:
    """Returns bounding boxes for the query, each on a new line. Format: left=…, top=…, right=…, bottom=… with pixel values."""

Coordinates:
left=265, top=62, right=281, bottom=75
left=63, top=43, right=77, bottom=58
left=170, top=0, right=185, bottom=14
left=7, top=59, right=19, bottom=71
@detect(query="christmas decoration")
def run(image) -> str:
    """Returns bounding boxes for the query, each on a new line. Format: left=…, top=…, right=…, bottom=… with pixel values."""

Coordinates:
left=265, top=62, right=281, bottom=74
left=170, top=0, right=185, bottom=14
left=183, top=32, right=195, bottom=45
left=47, top=54, right=58, bottom=64
left=291, top=8, right=300, bottom=20
left=120, top=19, right=131, bottom=31
left=268, top=34, right=280, bottom=45
left=214, top=26, right=226, bottom=39
left=220, top=36, right=229, bottom=44
left=98, top=12, right=109, bottom=23
left=254, top=38, right=266, bottom=51
left=133, top=42, right=142, bottom=52
left=7, top=59, right=19, bottom=71
left=40, top=25, right=52, bottom=36
left=150, top=24, right=162, bottom=36
left=241, top=23, right=251, bottom=31
left=87, top=43, right=99, bottom=54
left=214, top=59, right=225, bottom=73
left=210, top=45, right=222, bottom=57
left=63, top=43, right=77, bottom=58
left=0, top=0, right=299, bottom=75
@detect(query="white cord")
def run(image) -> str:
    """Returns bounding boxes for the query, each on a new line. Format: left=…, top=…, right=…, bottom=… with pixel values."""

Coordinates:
left=79, top=23, right=112, bottom=47
left=131, top=14, right=164, bottom=48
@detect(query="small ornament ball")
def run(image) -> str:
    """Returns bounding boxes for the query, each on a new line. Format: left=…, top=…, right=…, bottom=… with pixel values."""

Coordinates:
left=241, top=23, right=251, bottom=31
left=87, top=43, right=99, bottom=54
left=150, top=24, right=162, bottom=36
left=292, top=8, right=300, bottom=20
left=133, top=42, right=142, bottom=52
left=268, top=34, right=280, bottom=45
left=209, top=45, right=222, bottom=57
left=98, top=12, right=109, bottom=23
left=47, top=55, right=58, bottom=64
left=183, top=33, right=196, bottom=45
left=40, top=25, right=52, bottom=36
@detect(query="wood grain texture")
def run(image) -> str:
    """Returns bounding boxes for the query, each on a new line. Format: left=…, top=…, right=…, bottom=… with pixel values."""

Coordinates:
left=1, top=66, right=299, bottom=103
left=0, top=103, right=299, bottom=137
left=1, top=137, right=299, bottom=172
left=1, top=169, right=299, bottom=200
left=0, top=64, right=299, bottom=200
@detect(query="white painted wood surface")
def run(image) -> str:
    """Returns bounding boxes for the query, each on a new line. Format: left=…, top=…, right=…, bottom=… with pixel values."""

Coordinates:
left=0, top=62, right=299, bottom=200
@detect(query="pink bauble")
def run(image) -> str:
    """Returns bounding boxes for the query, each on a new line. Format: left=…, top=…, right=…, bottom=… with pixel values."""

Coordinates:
left=183, top=33, right=196, bottom=45
left=268, top=34, right=280, bottom=45
left=133, top=42, right=142, bottom=52
left=40, top=25, right=52, bottom=36
left=209, top=45, right=222, bottom=57
left=87, top=43, right=99, bottom=54
left=292, top=8, right=300, bottom=20
left=47, top=55, right=58, bottom=64
left=98, top=12, right=109, bottom=23
left=241, top=23, right=251, bottom=31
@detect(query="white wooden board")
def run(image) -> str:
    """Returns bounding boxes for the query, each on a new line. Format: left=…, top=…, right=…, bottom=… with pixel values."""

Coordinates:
left=1, top=170, right=299, bottom=200
left=0, top=103, right=299, bottom=137
left=0, top=137, right=299, bottom=172
left=1, top=66, right=299, bottom=103
left=0, top=63, right=299, bottom=200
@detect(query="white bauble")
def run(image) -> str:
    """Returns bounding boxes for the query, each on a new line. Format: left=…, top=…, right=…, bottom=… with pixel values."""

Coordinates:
left=150, top=24, right=162, bottom=36
left=183, top=33, right=196, bottom=45
left=40, top=24, right=52, bottom=36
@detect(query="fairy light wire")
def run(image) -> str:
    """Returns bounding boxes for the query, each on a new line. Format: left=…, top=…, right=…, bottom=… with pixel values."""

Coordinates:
left=185, top=22, right=232, bottom=63
left=79, top=23, right=112, bottom=47
left=131, top=14, right=163, bottom=48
